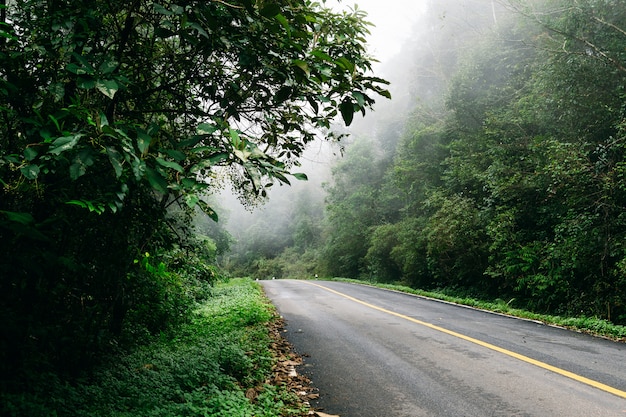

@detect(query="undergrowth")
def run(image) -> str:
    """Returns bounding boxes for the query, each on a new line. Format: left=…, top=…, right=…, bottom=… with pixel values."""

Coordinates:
left=329, top=278, right=626, bottom=340
left=1, top=278, right=308, bottom=417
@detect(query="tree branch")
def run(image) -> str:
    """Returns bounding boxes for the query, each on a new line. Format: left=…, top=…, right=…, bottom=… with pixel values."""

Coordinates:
left=211, top=0, right=244, bottom=9
left=592, top=16, right=626, bottom=38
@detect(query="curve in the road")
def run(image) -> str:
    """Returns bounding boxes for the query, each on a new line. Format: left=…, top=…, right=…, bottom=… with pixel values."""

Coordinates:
left=305, top=281, right=626, bottom=400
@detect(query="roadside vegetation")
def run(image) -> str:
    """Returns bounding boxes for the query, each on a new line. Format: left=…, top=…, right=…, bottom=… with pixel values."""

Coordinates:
left=1, top=278, right=310, bottom=417
left=0, top=0, right=386, bottom=412
left=329, top=278, right=626, bottom=341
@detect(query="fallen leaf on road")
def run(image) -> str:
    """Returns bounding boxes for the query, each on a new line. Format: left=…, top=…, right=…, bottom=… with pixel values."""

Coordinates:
left=259, top=316, right=320, bottom=415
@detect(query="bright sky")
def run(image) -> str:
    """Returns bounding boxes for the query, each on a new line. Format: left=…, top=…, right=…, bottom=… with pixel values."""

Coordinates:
left=328, top=0, right=427, bottom=64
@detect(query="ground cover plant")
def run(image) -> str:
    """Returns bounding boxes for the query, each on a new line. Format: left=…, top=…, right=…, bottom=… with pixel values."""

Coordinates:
left=1, top=278, right=310, bottom=417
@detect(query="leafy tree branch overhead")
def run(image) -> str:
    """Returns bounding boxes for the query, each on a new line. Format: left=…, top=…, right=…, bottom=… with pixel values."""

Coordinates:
left=0, top=0, right=390, bottom=216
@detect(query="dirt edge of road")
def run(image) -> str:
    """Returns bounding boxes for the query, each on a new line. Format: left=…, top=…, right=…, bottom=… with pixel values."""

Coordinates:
left=260, top=316, right=339, bottom=417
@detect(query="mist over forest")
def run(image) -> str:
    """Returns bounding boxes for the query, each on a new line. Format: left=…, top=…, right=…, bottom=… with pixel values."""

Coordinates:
left=216, top=0, right=626, bottom=324
left=213, top=0, right=504, bottom=270
left=3, top=0, right=626, bottom=413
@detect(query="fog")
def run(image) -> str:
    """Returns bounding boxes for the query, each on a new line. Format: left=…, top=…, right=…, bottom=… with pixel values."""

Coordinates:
left=209, top=0, right=508, bottom=268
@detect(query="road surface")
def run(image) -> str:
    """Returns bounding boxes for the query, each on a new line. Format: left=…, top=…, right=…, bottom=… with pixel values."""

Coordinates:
left=261, top=279, right=626, bottom=417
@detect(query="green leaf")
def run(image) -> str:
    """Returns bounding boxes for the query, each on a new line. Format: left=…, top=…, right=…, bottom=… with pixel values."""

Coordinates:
left=335, top=57, right=355, bottom=73
left=185, top=193, right=200, bottom=208
left=275, top=14, right=290, bottom=37
left=155, top=27, right=176, bottom=39
left=197, top=200, right=219, bottom=222
left=66, top=63, right=93, bottom=75
left=23, top=147, right=38, bottom=162
left=136, top=131, right=152, bottom=156
left=106, top=146, right=124, bottom=178
left=99, top=59, right=119, bottom=75
left=0, top=210, right=35, bottom=225
left=293, top=60, right=310, bottom=77
left=131, top=158, right=146, bottom=180
left=48, top=115, right=61, bottom=132
left=155, top=157, right=184, bottom=173
left=77, top=77, right=95, bottom=90
left=70, top=150, right=94, bottom=180
left=208, top=152, right=229, bottom=164
left=163, top=149, right=186, bottom=161
left=233, top=148, right=248, bottom=162
left=49, top=134, right=81, bottom=155
left=190, top=146, right=219, bottom=154
left=72, top=53, right=93, bottom=69
left=181, top=178, right=197, bottom=188
left=339, top=99, right=355, bottom=126
left=260, top=4, right=281, bottom=18
left=352, top=91, right=366, bottom=108
left=273, top=171, right=291, bottom=185
left=95, top=79, right=119, bottom=99
left=66, top=200, right=105, bottom=214
left=145, top=167, right=169, bottom=194
left=274, top=86, right=292, bottom=103
left=98, top=112, right=110, bottom=128
left=307, top=96, right=319, bottom=114
left=154, top=3, right=174, bottom=15
left=197, top=123, right=218, bottom=135
left=184, top=22, right=210, bottom=39
left=229, top=128, right=242, bottom=149
left=0, top=210, right=51, bottom=240
left=48, top=82, right=65, bottom=102
left=4, top=154, right=19, bottom=163
left=178, top=136, right=204, bottom=148
left=244, top=162, right=263, bottom=189
left=70, top=162, right=85, bottom=180
left=292, top=172, right=308, bottom=181
left=376, top=88, right=391, bottom=99
left=246, top=143, right=266, bottom=159
left=0, top=23, right=17, bottom=41
left=310, top=49, right=334, bottom=62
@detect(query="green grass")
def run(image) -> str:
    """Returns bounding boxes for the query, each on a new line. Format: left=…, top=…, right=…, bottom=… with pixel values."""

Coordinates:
left=1, top=278, right=308, bottom=417
left=328, top=278, right=626, bottom=341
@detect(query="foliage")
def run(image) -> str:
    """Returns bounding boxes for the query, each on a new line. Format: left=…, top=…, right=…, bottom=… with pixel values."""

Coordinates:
left=424, top=192, right=490, bottom=290
left=0, top=0, right=388, bottom=385
left=365, top=223, right=402, bottom=283
left=321, top=137, right=392, bottom=278
left=1, top=278, right=308, bottom=417
left=329, top=0, right=626, bottom=323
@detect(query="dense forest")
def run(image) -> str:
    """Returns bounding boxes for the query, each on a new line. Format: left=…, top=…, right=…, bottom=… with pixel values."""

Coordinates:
left=227, top=0, right=626, bottom=324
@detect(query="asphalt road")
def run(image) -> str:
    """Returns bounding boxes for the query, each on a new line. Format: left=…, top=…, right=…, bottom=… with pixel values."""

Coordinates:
left=261, top=280, right=626, bottom=417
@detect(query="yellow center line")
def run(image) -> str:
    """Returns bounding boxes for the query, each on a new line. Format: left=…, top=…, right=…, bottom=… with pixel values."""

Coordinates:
left=304, top=281, right=626, bottom=400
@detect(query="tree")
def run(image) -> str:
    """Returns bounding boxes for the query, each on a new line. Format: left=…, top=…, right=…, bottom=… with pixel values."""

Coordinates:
left=321, top=137, right=389, bottom=278
left=0, top=0, right=389, bottom=379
